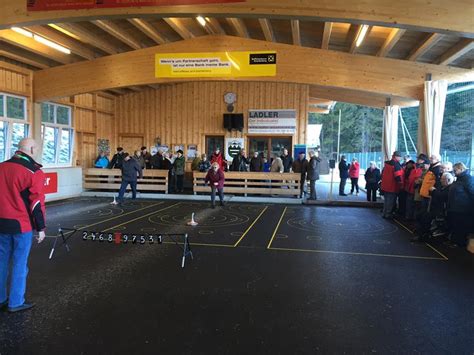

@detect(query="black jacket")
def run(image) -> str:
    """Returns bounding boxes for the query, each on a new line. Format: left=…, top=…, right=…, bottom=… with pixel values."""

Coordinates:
left=430, top=162, right=442, bottom=189
left=307, top=156, right=321, bottom=180
left=199, top=160, right=211, bottom=172
left=150, top=154, right=165, bottom=169
left=281, top=155, right=294, bottom=173
left=121, top=159, right=142, bottom=182
left=339, top=159, right=350, bottom=179
left=364, top=167, right=381, bottom=186
left=231, top=155, right=248, bottom=172
left=249, top=157, right=264, bottom=172
left=109, top=152, right=124, bottom=169
left=448, top=171, right=474, bottom=214
left=292, top=158, right=308, bottom=176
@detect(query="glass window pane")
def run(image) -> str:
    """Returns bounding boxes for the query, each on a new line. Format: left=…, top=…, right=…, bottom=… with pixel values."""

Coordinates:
left=59, top=129, right=71, bottom=164
left=42, top=126, right=57, bottom=164
left=57, top=106, right=70, bottom=125
left=6, top=96, right=25, bottom=120
left=10, top=123, right=28, bottom=158
left=271, top=137, right=292, bottom=157
left=41, top=103, right=55, bottom=123
left=0, top=121, right=6, bottom=162
left=248, top=137, right=269, bottom=161
left=206, top=136, right=224, bottom=158
left=0, top=95, right=4, bottom=117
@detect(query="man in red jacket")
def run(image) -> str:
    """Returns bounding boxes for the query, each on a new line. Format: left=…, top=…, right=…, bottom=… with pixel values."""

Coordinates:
left=381, top=151, right=403, bottom=219
left=0, top=138, right=46, bottom=313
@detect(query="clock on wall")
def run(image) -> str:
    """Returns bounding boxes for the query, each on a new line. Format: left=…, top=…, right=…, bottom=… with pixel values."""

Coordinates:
left=224, top=92, right=236, bottom=112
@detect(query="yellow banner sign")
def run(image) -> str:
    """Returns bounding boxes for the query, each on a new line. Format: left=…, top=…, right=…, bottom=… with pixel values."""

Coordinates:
left=155, top=51, right=276, bottom=78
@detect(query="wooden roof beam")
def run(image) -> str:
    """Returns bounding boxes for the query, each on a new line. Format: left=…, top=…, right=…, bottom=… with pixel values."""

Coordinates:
left=377, top=28, right=406, bottom=57
left=164, top=18, right=194, bottom=40
left=0, top=48, right=49, bottom=69
left=51, top=23, right=119, bottom=55
left=108, top=88, right=128, bottom=95
left=308, top=107, right=330, bottom=114
left=309, top=98, right=334, bottom=106
left=128, top=18, right=168, bottom=45
left=206, top=18, right=226, bottom=35
left=25, top=25, right=96, bottom=60
left=0, top=29, right=73, bottom=64
left=437, top=39, right=474, bottom=65
left=93, top=20, right=141, bottom=50
left=407, top=33, right=443, bottom=61
left=33, top=35, right=473, bottom=102
left=321, top=22, right=333, bottom=50
left=291, top=19, right=301, bottom=46
left=258, top=18, right=275, bottom=42
left=226, top=18, right=249, bottom=38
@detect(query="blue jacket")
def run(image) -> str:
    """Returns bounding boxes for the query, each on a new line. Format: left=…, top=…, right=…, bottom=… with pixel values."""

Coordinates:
left=94, top=156, right=109, bottom=168
left=448, top=171, right=474, bottom=214
left=121, top=159, right=142, bottom=182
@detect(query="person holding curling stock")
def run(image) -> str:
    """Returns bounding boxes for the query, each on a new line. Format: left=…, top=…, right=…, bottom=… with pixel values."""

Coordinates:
left=205, top=162, right=225, bottom=209
left=0, top=138, right=46, bottom=313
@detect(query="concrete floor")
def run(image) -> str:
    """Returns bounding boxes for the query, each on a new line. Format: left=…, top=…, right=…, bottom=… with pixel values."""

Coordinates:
left=0, top=197, right=473, bottom=354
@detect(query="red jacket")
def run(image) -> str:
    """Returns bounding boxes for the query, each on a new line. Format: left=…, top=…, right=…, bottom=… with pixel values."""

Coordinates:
left=0, top=151, right=46, bottom=234
left=210, top=153, right=227, bottom=172
left=349, top=162, right=360, bottom=178
left=405, top=167, right=422, bottom=194
left=381, top=159, right=403, bottom=193
left=205, top=169, right=225, bottom=189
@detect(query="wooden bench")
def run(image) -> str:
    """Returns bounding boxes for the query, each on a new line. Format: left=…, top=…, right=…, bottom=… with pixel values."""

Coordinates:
left=193, top=171, right=301, bottom=197
left=84, top=168, right=168, bottom=193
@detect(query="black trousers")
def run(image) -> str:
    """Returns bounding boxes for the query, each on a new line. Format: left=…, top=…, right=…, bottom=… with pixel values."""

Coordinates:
left=176, top=174, right=184, bottom=191
left=350, top=177, right=359, bottom=193
left=339, top=177, right=347, bottom=195
left=211, top=187, right=224, bottom=205
left=366, top=183, right=377, bottom=201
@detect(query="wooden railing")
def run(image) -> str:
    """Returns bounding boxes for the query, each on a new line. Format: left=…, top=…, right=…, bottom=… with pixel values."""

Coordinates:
left=84, top=168, right=168, bottom=193
left=193, top=171, right=301, bottom=197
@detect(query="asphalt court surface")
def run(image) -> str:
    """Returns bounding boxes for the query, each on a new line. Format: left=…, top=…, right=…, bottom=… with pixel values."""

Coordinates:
left=267, top=206, right=446, bottom=260
left=45, top=197, right=446, bottom=261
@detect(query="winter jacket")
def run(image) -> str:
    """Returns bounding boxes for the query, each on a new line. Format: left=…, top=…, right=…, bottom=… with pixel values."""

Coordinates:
left=174, top=156, right=186, bottom=175
left=281, top=155, right=294, bottom=173
left=307, top=156, right=321, bottom=180
left=349, top=162, right=360, bottom=178
left=211, top=153, right=227, bottom=172
left=447, top=171, right=474, bottom=214
left=191, top=157, right=202, bottom=171
left=381, top=159, right=403, bottom=193
left=338, top=160, right=350, bottom=179
left=420, top=162, right=442, bottom=198
left=205, top=169, right=225, bottom=189
left=270, top=157, right=284, bottom=173
left=94, top=156, right=109, bottom=168
left=109, top=152, right=124, bottom=169
left=121, top=159, right=142, bottom=182
left=292, top=158, right=308, bottom=176
left=142, top=152, right=152, bottom=169
left=249, top=156, right=264, bottom=172
left=198, top=160, right=211, bottom=172
left=405, top=167, right=422, bottom=194
left=364, top=167, right=381, bottom=187
left=0, top=151, right=46, bottom=234
left=431, top=185, right=450, bottom=216
left=231, top=154, right=248, bottom=172
left=150, top=153, right=165, bottom=169
left=134, top=155, right=145, bottom=170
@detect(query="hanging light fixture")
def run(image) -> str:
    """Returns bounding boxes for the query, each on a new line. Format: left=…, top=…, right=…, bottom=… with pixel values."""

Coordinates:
left=196, top=16, right=207, bottom=27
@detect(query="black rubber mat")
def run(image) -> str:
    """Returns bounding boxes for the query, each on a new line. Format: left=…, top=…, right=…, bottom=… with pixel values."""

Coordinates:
left=0, top=197, right=473, bottom=354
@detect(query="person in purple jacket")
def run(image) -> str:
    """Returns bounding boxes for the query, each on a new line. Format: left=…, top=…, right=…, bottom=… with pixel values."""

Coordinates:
left=205, top=162, right=226, bottom=208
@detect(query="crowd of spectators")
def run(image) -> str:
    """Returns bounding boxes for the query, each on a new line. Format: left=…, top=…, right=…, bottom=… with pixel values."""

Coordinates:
left=381, top=151, right=474, bottom=254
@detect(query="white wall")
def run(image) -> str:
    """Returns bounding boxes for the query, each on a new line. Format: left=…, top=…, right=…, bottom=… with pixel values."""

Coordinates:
left=44, top=167, right=83, bottom=202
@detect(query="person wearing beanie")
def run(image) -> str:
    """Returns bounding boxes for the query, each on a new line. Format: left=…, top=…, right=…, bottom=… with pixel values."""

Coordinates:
left=380, top=151, right=403, bottom=219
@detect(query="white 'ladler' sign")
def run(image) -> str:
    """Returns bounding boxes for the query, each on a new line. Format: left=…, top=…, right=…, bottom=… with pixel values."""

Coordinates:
left=248, top=109, right=297, bottom=134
